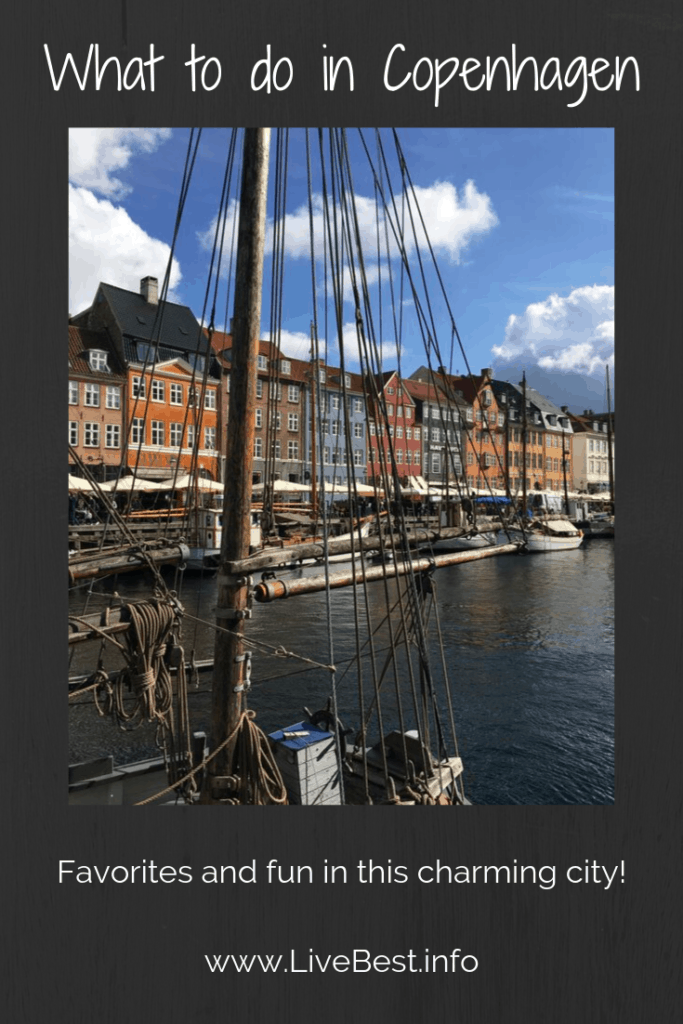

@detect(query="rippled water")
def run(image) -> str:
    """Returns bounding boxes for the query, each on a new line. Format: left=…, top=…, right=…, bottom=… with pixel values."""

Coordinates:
left=69, top=541, right=614, bottom=805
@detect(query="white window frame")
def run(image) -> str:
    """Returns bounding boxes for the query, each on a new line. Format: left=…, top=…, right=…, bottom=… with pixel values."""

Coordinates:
left=84, top=422, right=100, bottom=447
left=131, top=419, right=144, bottom=445
left=353, top=422, right=363, bottom=438
left=257, top=354, right=268, bottom=370
left=69, top=381, right=78, bottom=405
left=84, top=383, right=100, bottom=407
left=204, top=426, right=216, bottom=450
left=105, top=423, right=120, bottom=448
left=88, top=349, right=109, bottom=372
left=151, top=379, right=165, bottom=402
left=204, top=389, right=216, bottom=410
left=287, top=440, right=299, bottom=460
left=132, top=376, right=146, bottom=399
left=151, top=420, right=164, bottom=446
left=105, top=385, right=121, bottom=409
left=288, top=413, right=299, bottom=432
left=254, top=437, right=263, bottom=458
left=69, top=421, right=78, bottom=445
left=170, top=382, right=183, bottom=405
left=170, top=423, right=183, bottom=447
left=288, top=384, right=300, bottom=403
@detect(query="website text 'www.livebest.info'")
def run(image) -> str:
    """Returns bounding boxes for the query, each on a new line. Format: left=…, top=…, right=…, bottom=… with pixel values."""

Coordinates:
left=205, top=949, right=480, bottom=975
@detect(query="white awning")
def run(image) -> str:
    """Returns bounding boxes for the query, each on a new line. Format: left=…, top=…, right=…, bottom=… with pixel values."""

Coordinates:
left=68, top=474, right=95, bottom=493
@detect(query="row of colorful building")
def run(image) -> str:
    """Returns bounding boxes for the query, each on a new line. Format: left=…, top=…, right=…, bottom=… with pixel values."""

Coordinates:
left=69, top=277, right=615, bottom=497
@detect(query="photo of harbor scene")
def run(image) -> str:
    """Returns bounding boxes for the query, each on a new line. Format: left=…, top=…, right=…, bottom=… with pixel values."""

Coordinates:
left=68, top=128, right=614, bottom=806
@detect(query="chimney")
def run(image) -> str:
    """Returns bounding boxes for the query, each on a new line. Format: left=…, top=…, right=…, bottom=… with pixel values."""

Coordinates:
left=140, top=276, right=158, bottom=305
left=482, top=366, right=493, bottom=379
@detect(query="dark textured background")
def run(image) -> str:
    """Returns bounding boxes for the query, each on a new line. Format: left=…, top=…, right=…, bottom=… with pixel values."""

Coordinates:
left=5, top=2, right=681, bottom=1020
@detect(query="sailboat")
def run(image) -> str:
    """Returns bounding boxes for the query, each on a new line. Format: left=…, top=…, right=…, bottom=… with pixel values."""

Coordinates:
left=69, top=128, right=526, bottom=807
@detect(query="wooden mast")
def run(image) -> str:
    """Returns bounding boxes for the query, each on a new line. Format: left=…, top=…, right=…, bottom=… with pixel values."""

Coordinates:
left=606, top=364, right=615, bottom=504
left=562, top=423, right=570, bottom=515
left=202, top=128, right=271, bottom=802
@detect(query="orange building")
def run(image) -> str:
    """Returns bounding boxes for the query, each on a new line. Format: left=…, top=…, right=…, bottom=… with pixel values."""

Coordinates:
left=68, top=325, right=127, bottom=480
left=71, top=277, right=221, bottom=479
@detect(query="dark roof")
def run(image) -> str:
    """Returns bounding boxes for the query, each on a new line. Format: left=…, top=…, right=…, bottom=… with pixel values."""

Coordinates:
left=68, top=325, right=126, bottom=380
left=98, top=281, right=205, bottom=353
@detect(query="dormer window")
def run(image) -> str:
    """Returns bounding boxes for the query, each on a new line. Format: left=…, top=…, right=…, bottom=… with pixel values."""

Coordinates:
left=318, top=369, right=326, bottom=383
left=281, top=360, right=291, bottom=375
left=258, top=354, right=268, bottom=371
left=88, top=349, right=109, bottom=372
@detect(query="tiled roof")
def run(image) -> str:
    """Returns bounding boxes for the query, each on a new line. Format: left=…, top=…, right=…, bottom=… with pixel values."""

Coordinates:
left=98, top=281, right=204, bottom=352
left=68, top=325, right=126, bottom=380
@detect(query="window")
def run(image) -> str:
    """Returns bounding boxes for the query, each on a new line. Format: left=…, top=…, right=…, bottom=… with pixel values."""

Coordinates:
left=281, top=360, right=291, bottom=375
left=396, top=426, right=403, bottom=438
left=413, top=428, right=421, bottom=441
left=287, top=441, right=299, bottom=459
left=269, top=382, right=282, bottom=400
left=69, top=421, right=78, bottom=445
left=397, top=405, right=403, bottom=418
left=354, top=423, right=364, bottom=438
left=353, top=449, right=364, bottom=466
left=204, top=389, right=216, bottom=410
left=170, top=383, right=183, bottom=405
left=105, top=385, right=121, bottom=409
left=466, top=408, right=473, bottom=423
left=254, top=437, right=263, bottom=458
left=272, top=440, right=281, bottom=459
left=369, top=423, right=376, bottom=436
left=476, top=410, right=482, bottom=422
left=132, top=376, right=145, bottom=399
left=344, top=374, right=351, bottom=388
left=151, top=421, right=164, bottom=445
left=405, top=407, right=412, bottom=420
left=105, top=424, right=120, bottom=448
left=406, top=427, right=413, bottom=441
left=396, top=449, right=403, bottom=464
left=84, top=383, right=100, bottom=407
left=256, top=379, right=263, bottom=399
left=388, top=426, right=394, bottom=437
left=188, top=387, right=200, bottom=407
left=257, top=354, right=268, bottom=370
left=331, top=395, right=340, bottom=411
left=288, top=384, right=299, bottom=403
left=553, top=459, right=559, bottom=472
left=331, top=420, right=340, bottom=436
left=387, top=386, right=394, bottom=395
left=148, top=379, right=163, bottom=402
left=498, top=413, right=505, bottom=427
left=318, top=369, right=326, bottom=383
left=323, top=446, right=330, bottom=465
left=204, top=426, right=216, bottom=450
left=170, top=423, right=183, bottom=447
left=387, top=403, right=394, bottom=416
left=482, top=389, right=492, bottom=406
left=431, top=454, right=440, bottom=474
left=255, top=408, right=263, bottom=428
left=88, top=349, right=109, bottom=372
left=432, top=428, right=440, bottom=442
left=69, top=381, right=78, bottom=405
left=288, top=413, right=299, bottom=431
left=406, top=451, right=412, bottom=465
left=353, top=399, right=363, bottom=414
left=414, top=451, right=420, bottom=465
left=187, top=425, right=196, bottom=449
left=131, top=419, right=144, bottom=445
left=84, top=422, right=100, bottom=447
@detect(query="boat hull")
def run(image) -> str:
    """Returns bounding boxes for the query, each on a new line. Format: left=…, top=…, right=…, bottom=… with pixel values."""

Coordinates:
left=497, top=527, right=583, bottom=551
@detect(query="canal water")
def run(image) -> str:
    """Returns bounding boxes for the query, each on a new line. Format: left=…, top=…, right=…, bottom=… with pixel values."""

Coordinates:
left=69, top=540, right=614, bottom=805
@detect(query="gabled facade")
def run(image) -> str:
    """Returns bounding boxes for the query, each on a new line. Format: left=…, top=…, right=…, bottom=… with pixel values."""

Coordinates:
left=405, top=373, right=467, bottom=485
left=68, top=325, right=126, bottom=480
left=491, top=378, right=573, bottom=495
left=304, top=363, right=368, bottom=491
left=72, top=277, right=221, bottom=478
left=568, top=410, right=615, bottom=494
left=366, top=371, right=421, bottom=484
left=212, top=332, right=308, bottom=484
left=421, top=367, right=505, bottom=492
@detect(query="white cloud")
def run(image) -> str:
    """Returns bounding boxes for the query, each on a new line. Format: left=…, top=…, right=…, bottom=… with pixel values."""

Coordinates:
left=493, top=285, right=614, bottom=377
left=69, top=185, right=181, bottom=314
left=198, top=179, right=497, bottom=271
left=264, top=323, right=398, bottom=369
left=69, top=128, right=172, bottom=198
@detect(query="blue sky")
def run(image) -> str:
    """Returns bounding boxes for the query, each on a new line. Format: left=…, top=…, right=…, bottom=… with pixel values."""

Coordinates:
left=69, top=127, right=614, bottom=412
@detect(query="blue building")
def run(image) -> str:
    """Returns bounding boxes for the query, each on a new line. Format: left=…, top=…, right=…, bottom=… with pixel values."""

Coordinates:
left=303, top=363, right=368, bottom=499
